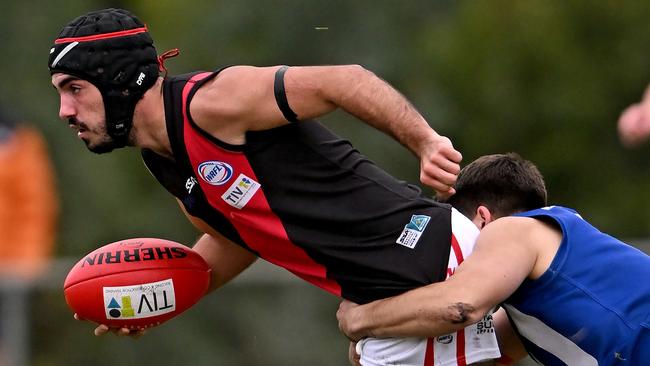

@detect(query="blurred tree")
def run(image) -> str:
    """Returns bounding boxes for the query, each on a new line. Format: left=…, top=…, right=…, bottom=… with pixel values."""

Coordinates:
left=416, top=1, right=650, bottom=234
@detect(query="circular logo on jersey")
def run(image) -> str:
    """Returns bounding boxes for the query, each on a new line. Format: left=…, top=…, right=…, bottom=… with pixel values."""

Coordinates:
left=197, top=161, right=233, bottom=186
left=436, top=335, right=453, bottom=344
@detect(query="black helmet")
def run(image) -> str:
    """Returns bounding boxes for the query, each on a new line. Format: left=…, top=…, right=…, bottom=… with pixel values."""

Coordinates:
left=48, top=8, right=159, bottom=148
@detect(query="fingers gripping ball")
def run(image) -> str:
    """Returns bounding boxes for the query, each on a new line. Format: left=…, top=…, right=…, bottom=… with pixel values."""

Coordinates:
left=64, top=238, right=211, bottom=330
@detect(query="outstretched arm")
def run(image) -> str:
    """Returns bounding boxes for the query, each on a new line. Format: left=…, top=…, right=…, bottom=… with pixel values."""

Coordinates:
left=195, top=65, right=461, bottom=198
left=337, top=217, right=542, bottom=341
left=286, top=65, right=462, bottom=198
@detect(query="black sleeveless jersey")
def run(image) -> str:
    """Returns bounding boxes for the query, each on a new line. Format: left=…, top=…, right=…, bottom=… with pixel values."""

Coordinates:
left=142, top=70, right=453, bottom=304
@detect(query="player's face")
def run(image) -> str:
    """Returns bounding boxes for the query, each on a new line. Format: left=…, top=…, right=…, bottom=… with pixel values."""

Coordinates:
left=52, top=73, right=116, bottom=154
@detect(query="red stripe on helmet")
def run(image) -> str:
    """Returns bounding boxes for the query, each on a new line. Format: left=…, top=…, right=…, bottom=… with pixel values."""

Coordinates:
left=54, top=26, right=148, bottom=44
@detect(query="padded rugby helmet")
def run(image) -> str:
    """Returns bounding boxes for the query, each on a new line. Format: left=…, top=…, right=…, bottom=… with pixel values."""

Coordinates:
left=48, top=8, right=159, bottom=148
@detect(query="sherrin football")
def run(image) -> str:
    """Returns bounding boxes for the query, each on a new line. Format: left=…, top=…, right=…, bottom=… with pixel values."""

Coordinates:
left=64, top=238, right=211, bottom=329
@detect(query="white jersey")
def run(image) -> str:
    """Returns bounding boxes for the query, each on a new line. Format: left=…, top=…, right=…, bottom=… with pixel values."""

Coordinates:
left=356, top=208, right=501, bottom=366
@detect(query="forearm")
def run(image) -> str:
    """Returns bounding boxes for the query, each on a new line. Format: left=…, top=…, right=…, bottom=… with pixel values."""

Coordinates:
left=285, top=65, right=440, bottom=157
left=326, top=65, right=439, bottom=157
left=343, top=285, right=488, bottom=340
left=178, top=200, right=257, bottom=292
left=192, top=233, right=257, bottom=292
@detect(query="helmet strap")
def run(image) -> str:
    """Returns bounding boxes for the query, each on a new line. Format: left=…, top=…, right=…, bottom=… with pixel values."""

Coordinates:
left=157, top=48, right=180, bottom=78
left=103, top=90, right=142, bottom=148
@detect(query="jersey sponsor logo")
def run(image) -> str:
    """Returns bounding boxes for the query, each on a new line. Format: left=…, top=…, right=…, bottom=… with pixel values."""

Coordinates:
left=436, top=334, right=453, bottom=344
left=476, top=314, right=495, bottom=334
left=221, top=174, right=260, bottom=209
left=396, top=214, right=430, bottom=249
left=103, top=279, right=176, bottom=320
left=197, top=161, right=233, bottom=186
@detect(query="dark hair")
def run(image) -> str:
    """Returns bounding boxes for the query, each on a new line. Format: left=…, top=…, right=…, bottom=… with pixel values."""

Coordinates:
left=445, top=153, right=547, bottom=218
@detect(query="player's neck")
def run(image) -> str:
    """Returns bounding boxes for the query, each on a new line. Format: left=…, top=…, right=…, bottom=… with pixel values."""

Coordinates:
left=131, top=78, right=173, bottom=159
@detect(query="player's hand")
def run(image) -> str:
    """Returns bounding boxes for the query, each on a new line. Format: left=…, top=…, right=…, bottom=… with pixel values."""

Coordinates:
left=348, top=341, right=361, bottom=366
left=337, top=300, right=362, bottom=342
left=618, top=84, right=650, bottom=148
left=74, top=313, right=146, bottom=339
left=618, top=103, right=650, bottom=147
left=419, top=135, right=462, bottom=200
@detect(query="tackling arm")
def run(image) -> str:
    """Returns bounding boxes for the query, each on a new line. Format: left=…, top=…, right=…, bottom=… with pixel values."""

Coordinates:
left=337, top=217, right=539, bottom=341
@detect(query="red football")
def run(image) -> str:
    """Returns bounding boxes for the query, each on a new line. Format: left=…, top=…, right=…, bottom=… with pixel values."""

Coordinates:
left=64, top=238, right=211, bottom=329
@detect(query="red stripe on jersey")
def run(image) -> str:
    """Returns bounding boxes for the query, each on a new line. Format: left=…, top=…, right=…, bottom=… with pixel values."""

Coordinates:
left=55, top=27, right=148, bottom=44
left=181, top=73, right=342, bottom=296
left=450, top=234, right=467, bottom=364
left=423, top=337, right=434, bottom=366
left=450, top=234, right=465, bottom=265
left=456, top=328, right=467, bottom=366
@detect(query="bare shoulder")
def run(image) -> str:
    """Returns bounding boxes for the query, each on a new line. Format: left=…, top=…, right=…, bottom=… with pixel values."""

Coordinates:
left=481, top=216, right=563, bottom=279
left=188, top=65, right=286, bottom=143
left=479, top=216, right=541, bottom=241
left=204, top=65, right=278, bottom=92
left=484, top=216, right=560, bottom=238
left=191, top=65, right=278, bottom=118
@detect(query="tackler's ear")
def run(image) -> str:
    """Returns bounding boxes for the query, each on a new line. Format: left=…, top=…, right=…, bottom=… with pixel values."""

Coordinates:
left=472, top=205, right=495, bottom=230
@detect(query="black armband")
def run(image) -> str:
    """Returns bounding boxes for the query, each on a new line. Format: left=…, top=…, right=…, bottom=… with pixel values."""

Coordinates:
left=274, top=66, right=299, bottom=123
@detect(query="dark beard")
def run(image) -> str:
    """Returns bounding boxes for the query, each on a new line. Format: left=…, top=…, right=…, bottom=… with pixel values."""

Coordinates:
left=70, top=117, right=124, bottom=154
left=87, top=138, right=117, bottom=154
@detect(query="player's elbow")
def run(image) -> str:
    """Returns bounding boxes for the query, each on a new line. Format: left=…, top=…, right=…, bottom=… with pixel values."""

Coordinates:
left=444, top=302, right=487, bottom=326
left=331, top=64, right=379, bottom=102
left=335, top=64, right=374, bottom=85
left=350, top=64, right=376, bottom=82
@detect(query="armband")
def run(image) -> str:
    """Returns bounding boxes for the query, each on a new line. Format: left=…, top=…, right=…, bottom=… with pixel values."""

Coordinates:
left=273, top=65, right=299, bottom=122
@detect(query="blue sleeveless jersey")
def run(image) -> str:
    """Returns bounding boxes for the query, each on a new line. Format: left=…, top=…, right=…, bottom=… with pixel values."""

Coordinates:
left=506, top=206, right=650, bottom=365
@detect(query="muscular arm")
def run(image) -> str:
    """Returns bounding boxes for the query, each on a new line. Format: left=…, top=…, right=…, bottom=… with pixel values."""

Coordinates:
left=284, top=66, right=445, bottom=157
left=192, top=65, right=461, bottom=197
left=337, top=217, right=552, bottom=341
left=287, top=65, right=462, bottom=196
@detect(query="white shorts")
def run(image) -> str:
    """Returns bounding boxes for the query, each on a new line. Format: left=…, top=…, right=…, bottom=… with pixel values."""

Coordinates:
left=356, top=208, right=501, bottom=366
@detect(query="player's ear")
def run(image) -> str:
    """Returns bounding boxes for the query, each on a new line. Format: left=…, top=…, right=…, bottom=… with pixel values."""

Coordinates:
left=472, top=205, right=494, bottom=229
